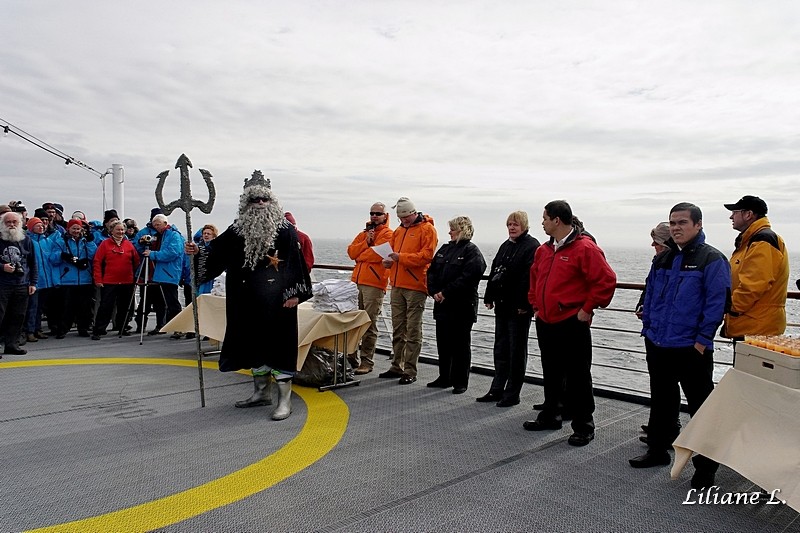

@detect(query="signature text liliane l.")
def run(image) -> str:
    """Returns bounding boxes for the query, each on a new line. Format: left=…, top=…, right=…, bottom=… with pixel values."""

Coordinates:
left=682, top=487, right=786, bottom=505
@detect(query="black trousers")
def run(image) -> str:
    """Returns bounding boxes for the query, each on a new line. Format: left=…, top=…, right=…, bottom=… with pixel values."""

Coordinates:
left=489, top=311, right=532, bottom=400
left=645, top=338, right=719, bottom=474
left=0, top=284, right=29, bottom=348
left=155, top=283, right=182, bottom=324
left=536, top=315, right=595, bottom=435
left=61, top=284, right=95, bottom=334
left=94, top=284, right=134, bottom=334
left=435, top=315, right=474, bottom=389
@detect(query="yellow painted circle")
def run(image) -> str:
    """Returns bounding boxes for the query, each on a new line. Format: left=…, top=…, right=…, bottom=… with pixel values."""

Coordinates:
left=1, top=358, right=349, bottom=532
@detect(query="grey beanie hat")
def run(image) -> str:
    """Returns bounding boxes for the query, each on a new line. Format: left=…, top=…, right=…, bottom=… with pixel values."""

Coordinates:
left=651, top=222, right=671, bottom=245
left=393, top=197, right=417, bottom=217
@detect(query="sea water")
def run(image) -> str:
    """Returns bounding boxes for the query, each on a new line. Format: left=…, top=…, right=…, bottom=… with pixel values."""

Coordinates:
left=311, top=238, right=800, bottom=395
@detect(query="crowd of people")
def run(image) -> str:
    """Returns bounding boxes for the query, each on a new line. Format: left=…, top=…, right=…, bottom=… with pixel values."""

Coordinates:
left=0, top=200, right=246, bottom=354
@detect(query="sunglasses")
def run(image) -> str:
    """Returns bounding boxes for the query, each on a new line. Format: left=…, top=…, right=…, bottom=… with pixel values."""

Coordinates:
left=369, top=212, right=385, bottom=216
left=249, top=197, right=270, bottom=203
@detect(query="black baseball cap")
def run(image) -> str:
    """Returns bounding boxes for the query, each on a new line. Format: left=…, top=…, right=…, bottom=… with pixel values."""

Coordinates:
left=723, top=195, right=768, bottom=217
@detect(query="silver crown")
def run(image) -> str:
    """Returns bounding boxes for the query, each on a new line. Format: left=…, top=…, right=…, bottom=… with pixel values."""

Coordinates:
left=243, top=170, right=271, bottom=189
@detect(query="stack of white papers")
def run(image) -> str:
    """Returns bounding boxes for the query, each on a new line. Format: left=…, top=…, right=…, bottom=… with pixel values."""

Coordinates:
left=312, top=279, right=359, bottom=312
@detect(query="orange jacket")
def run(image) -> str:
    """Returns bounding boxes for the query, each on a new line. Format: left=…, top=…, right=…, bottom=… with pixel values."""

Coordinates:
left=387, top=214, right=437, bottom=293
left=347, top=222, right=393, bottom=290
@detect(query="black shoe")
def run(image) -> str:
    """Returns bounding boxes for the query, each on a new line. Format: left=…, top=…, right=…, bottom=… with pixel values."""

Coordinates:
left=639, top=436, right=649, bottom=444
left=476, top=392, right=502, bottom=403
left=3, top=346, right=27, bottom=355
left=91, top=335, right=101, bottom=341
left=184, top=332, right=196, bottom=339
left=641, top=424, right=649, bottom=433
left=690, top=470, right=716, bottom=490
left=378, top=370, right=403, bottom=379
left=533, top=402, right=545, bottom=410
left=398, top=375, right=417, bottom=385
left=629, top=451, right=671, bottom=468
left=427, top=377, right=451, bottom=388
left=568, top=432, right=595, bottom=447
left=147, top=328, right=166, bottom=336
left=496, top=397, right=520, bottom=407
left=523, top=418, right=562, bottom=431
left=169, top=332, right=183, bottom=340
left=119, top=330, right=131, bottom=336
left=452, top=387, right=467, bottom=394
left=55, top=333, right=66, bottom=339
left=78, top=330, right=90, bottom=338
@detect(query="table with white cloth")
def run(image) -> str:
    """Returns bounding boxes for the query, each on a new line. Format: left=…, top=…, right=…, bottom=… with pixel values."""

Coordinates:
left=670, top=368, right=800, bottom=511
left=163, top=295, right=371, bottom=375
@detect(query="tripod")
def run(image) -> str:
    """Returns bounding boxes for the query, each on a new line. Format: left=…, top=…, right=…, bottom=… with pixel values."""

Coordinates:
left=120, top=251, right=166, bottom=344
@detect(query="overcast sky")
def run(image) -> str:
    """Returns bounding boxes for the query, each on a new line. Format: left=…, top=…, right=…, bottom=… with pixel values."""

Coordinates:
left=2, top=0, right=800, bottom=256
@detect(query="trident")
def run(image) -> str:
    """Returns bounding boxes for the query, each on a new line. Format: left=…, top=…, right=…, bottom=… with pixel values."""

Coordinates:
left=156, top=153, right=216, bottom=407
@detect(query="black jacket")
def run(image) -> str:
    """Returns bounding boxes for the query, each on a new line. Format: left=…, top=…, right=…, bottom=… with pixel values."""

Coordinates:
left=484, top=232, right=539, bottom=316
left=427, top=239, right=486, bottom=322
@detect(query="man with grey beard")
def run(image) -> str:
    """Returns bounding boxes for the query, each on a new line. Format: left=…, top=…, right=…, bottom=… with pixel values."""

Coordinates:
left=186, top=170, right=312, bottom=420
left=0, top=212, right=38, bottom=356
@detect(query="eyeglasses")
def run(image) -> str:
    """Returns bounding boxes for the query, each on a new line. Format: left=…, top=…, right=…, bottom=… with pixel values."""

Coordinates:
left=369, top=212, right=385, bottom=216
left=249, top=197, right=269, bottom=203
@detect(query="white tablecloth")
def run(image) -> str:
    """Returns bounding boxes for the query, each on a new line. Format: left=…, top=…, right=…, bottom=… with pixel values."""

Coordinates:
left=671, top=368, right=800, bottom=511
left=163, top=295, right=371, bottom=370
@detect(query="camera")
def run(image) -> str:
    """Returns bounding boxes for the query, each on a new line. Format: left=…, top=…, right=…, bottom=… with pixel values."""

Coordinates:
left=490, top=265, right=507, bottom=284
left=139, top=234, right=155, bottom=248
left=12, top=262, right=24, bottom=276
left=365, top=222, right=377, bottom=231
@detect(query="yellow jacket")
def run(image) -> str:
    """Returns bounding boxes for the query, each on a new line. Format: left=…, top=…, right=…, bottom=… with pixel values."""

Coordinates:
left=724, top=217, right=790, bottom=338
left=347, top=222, right=393, bottom=290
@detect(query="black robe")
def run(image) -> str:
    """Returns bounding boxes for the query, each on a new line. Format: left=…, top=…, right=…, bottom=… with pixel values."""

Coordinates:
left=196, top=221, right=312, bottom=372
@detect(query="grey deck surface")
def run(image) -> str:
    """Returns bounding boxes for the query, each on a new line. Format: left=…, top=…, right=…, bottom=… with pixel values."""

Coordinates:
left=1, top=333, right=798, bottom=532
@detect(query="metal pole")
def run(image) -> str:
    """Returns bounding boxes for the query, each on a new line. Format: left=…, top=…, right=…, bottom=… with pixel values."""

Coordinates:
left=112, top=164, right=124, bottom=219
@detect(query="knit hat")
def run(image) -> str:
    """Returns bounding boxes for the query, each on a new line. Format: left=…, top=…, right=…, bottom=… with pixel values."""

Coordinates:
left=393, top=197, right=417, bottom=217
left=71, top=210, right=87, bottom=221
left=26, top=217, right=43, bottom=231
left=650, top=222, right=671, bottom=246
left=284, top=212, right=297, bottom=225
left=34, top=208, right=48, bottom=220
left=67, top=219, right=84, bottom=230
left=103, top=209, right=119, bottom=224
left=150, top=207, right=163, bottom=221
left=53, top=203, right=64, bottom=216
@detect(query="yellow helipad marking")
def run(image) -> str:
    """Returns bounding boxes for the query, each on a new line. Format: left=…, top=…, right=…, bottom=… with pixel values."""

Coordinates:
left=1, top=358, right=349, bottom=532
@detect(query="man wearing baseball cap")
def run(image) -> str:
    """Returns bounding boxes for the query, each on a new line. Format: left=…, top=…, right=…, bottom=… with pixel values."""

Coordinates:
left=722, top=195, right=789, bottom=339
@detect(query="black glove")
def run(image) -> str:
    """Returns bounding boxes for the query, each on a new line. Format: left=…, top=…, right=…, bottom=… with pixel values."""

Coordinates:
left=61, top=252, right=75, bottom=263
left=76, top=258, right=89, bottom=270
left=84, top=230, right=94, bottom=242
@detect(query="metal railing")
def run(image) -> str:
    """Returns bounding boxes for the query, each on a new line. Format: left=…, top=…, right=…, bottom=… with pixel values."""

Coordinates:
left=312, top=263, right=800, bottom=402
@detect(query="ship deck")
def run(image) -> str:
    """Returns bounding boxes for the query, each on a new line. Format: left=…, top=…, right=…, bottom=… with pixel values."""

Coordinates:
left=1, top=333, right=799, bottom=532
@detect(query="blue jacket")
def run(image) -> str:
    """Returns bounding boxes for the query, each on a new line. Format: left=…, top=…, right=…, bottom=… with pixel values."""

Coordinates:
left=28, top=232, right=57, bottom=289
left=641, top=230, right=731, bottom=350
left=50, top=235, right=97, bottom=286
left=134, top=225, right=185, bottom=285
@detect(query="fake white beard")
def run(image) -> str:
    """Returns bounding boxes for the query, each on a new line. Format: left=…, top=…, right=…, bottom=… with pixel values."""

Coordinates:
left=0, top=225, right=26, bottom=242
left=235, top=194, right=285, bottom=270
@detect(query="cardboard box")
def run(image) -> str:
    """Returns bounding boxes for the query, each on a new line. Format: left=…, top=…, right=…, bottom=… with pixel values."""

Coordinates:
left=734, top=342, right=800, bottom=389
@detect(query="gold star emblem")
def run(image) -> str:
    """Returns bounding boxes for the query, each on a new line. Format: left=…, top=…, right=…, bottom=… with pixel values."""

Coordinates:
left=266, top=252, right=283, bottom=271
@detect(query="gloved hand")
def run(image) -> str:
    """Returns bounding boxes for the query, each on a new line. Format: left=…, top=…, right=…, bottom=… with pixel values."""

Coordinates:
left=61, top=252, right=75, bottom=263
left=84, top=230, right=94, bottom=242
left=76, top=258, right=90, bottom=270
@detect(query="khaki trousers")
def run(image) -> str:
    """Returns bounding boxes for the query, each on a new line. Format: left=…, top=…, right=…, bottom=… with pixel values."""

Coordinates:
left=356, top=284, right=385, bottom=368
left=389, top=287, right=427, bottom=378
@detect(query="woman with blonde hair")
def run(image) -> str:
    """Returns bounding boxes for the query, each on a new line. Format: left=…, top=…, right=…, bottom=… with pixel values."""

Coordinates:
left=478, top=211, right=540, bottom=406
left=426, top=216, right=487, bottom=394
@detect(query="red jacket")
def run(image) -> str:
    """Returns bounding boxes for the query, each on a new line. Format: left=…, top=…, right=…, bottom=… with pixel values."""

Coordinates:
left=93, top=237, right=140, bottom=284
left=528, top=231, right=616, bottom=324
left=348, top=222, right=393, bottom=290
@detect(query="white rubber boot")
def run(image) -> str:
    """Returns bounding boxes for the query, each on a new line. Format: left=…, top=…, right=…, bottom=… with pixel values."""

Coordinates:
left=235, top=374, right=272, bottom=408
left=271, top=380, right=293, bottom=420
